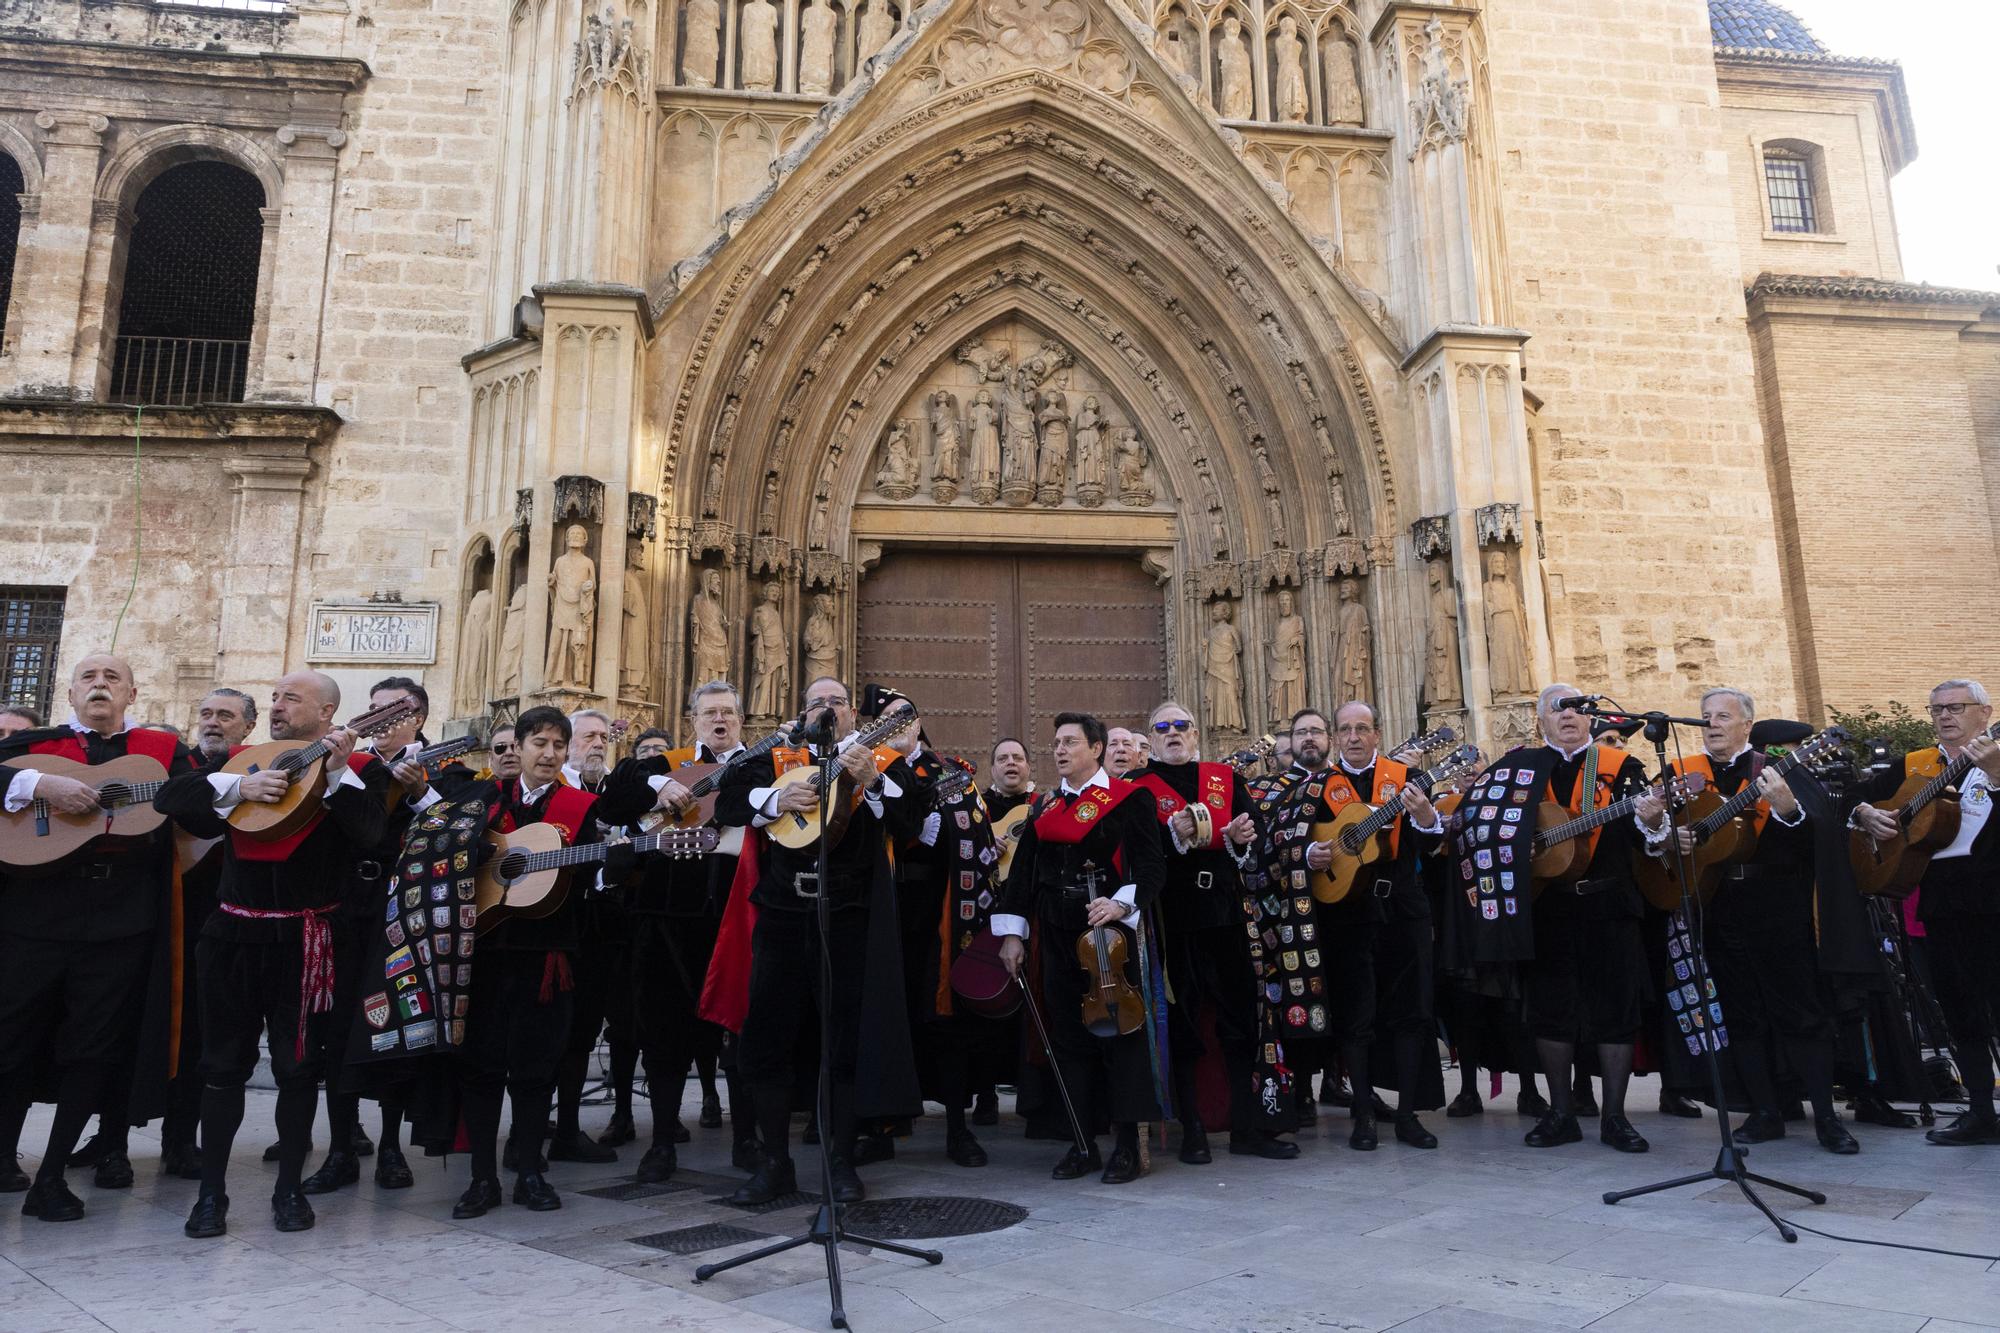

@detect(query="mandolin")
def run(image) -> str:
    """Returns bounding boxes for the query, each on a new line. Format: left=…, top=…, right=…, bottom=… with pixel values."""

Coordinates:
left=223, top=697, right=421, bottom=842
left=635, top=726, right=794, bottom=834
left=1529, top=771, right=1704, bottom=896
left=475, top=823, right=718, bottom=933
left=0, top=753, right=171, bottom=869
left=762, top=701, right=919, bottom=851
left=377, top=735, right=480, bottom=812
left=1850, top=719, right=2000, bottom=898
left=1307, top=743, right=1482, bottom=904
left=1634, top=727, right=1849, bottom=910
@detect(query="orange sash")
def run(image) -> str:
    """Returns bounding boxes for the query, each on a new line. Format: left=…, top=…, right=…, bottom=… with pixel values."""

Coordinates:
left=1321, top=757, right=1409, bottom=857
left=1675, top=753, right=1769, bottom=836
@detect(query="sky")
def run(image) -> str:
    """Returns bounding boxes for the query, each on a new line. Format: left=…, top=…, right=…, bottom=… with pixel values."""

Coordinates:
left=1779, top=0, right=2000, bottom=291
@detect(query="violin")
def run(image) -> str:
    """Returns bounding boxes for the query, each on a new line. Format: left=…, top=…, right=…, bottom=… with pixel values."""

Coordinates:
left=1072, top=861, right=1144, bottom=1038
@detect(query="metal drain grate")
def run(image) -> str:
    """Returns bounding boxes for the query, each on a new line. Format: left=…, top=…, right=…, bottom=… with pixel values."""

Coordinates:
left=838, top=1196, right=1028, bottom=1239
left=627, top=1222, right=776, bottom=1255
left=581, top=1180, right=698, bottom=1202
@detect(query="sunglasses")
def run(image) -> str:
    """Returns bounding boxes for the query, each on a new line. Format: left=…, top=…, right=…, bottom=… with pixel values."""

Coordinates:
left=1152, top=719, right=1192, bottom=733
left=489, top=742, right=517, bottom=753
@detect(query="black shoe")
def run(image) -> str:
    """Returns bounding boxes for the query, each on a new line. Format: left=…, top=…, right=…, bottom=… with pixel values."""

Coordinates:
left=1178, top=1122, right=1212, bottom=1165
left=636, top=1144, right=678, bottom=1184
left=700, top=1095, right=724, bottom=1130
left=348, top=1126, right=374, bottom=1158
left=1734, top=1111, right=1786, bottom=1143
left=1572, top=1084, right=1600, bottom=1118
left=1516, top=1089, right=1551, bottom=1118
left=184, top=1192, right=228, bottom=1238
left=946, top=1129, right=988, bottom=1168
left=93, top=1149, right=135, bottom=1190
left=1395, top=1115, right=1438, bottom=1149
left=1099, top=1143, right=1141, bottom=1184
left=1295, top=1089, right=1319, bottom=1125
left=1228, top=1133, right=1300, bottom=1160
left=670, top=1117, right=692, bottom=1145
left=852, top=1132, right=895, bottom=1166
left=1815, top=1114, right=1860, bottom=1155
left=1926, top=1112, right=2000, bottom=1146
left=1524, top=1112, right=1582, bottom=1147
left=1658, top=1093, right=1703, bottom=1119
left=971, top=1091, right=999, bottom=1127
left=1320, top=1077, right=1350, bottom=1107
left=1446, top=1089, right=1483, bottom=1118
left=1853, top=1094, right=1917, bottom=1129
left=67, top=1133, right=108, bottom=1168
left=261, top=1139, right=289, bottom=1163
left=452, top=1177, right=503, bottom=1218
left=1349, top=1114, right=1378, bottom=1152
left=159, top=1141, right=203, bottom=1181
left=1599, top=1114, right=1649, bottom=1153
left=599, top=1112, right=636, bottom=1148
left=374, top=1145, right=414, bottom=1189
left=300, top=1149, right=360, bottom=1196
left=731, top=1139, right=762, bottom=1172
left=828, top=1157, right=865, bottom=1203
left=0, top=1158, right=28, bottom=1192
left=21, top=1178, right=85, bottom=1222
left=547, top=1130, right=617, bottom=1164
left=1050, top=1144, right=1102, bottom=1179
left=271, top=1187, right=316, bottom=1233
left=728, top=1155, right=798, bottom=1205
left=512, top=1171, right=562, bottom=1211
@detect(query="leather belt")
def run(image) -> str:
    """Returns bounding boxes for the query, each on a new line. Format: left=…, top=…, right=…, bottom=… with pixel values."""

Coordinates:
left=1568, top=875, right=1629, bottom=897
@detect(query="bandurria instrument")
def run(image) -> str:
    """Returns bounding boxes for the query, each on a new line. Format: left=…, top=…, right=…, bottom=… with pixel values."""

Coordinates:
left=379, top=735, right=480, bottom=811
left=1307, top=743, right=1482, bottom=904
left=475, top=823, right=718, bottom=933
left=0, top=753, right=170, bottom=868
left=763, top=701, right=919, bottom=851
left=1388, top=725, right=1458, bottom=764
left=1850, top=719, right=2000, bottom=899
left=223, top=696, right=421, bottom=842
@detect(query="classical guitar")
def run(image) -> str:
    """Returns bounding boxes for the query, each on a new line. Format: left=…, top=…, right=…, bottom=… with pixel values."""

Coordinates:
left=222, top=696, right=421, bottom=842
left=1634, top=727, right=1849, bottom=910
left=635, top=726, right=794, bottom=834
left=1850, top=720, right=2000, bottom=898
left=990, top=799, right=1034, bottom=882
left=1529, top=771, right=1705, bottom=896
left=763, top=702, right=919, bottom=851
left=0, top=753, right=171, bottom=869
left=475, top=823, right=718, bottom=933
left=377, top=735, right=480, bottom=812
left=1307, top=743, right=1482, bottom=904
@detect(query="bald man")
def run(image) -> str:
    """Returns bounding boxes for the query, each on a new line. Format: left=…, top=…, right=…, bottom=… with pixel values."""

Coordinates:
left=157, top=670, right=390, bottom=1238
left=0, top=656, right=198, bottom=1220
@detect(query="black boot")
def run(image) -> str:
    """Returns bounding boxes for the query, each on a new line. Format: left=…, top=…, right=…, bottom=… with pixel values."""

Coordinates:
left=1050, top=1142, right=1102, bottom=1179
left=93, top=1149, right=135, bottom=1190
left=300, top=1149, right=360, bottom=1195
left=1524, top=1111, right=1582, bottom=1147
left=270, top=1186, right=316, bottom=1233
left=1734, top=1111, right=1785, bottom=1143
left=184, top=1192, right=229, bottom=1238
left=1099, top=1140, right=1141, bottom=1184
left=1446, top=1088, right=1483, bottom=1118
left=699, top=1093, right=724, bottom=1130
left=452, top=1177, right=503, bottom=1218
left=373, top=1145, right=413, bottom=1189
left=1658, top=1092, right=1703, bottom=1118
left=729, top=1154, right=798, bottom=1205
left=945, top=1128, right=988, bottom=1168
left=1815, top=1114, right=1860, bottom=1155
left=159, top=1141, right=203, bottom=1181
left=21, top=1177, right=85, bottom=1222
left=1349, top=1112, right=1378, bottom=1152
left=1394, top=1114, right=1438, bottom=1149
left=636, top=1143, right=678, bottom=1184
left=512, top=1172, right=562, bottom=1211
left=1599, top=1114, right=1649, bottom=1153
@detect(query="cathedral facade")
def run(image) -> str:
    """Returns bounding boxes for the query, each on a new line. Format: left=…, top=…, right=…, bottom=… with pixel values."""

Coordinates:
left=0, top=0, right=1992, bottom=758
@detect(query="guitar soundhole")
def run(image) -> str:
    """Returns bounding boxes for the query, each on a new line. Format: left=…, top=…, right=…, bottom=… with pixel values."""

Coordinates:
left=498, top=852, right=528, bottom=884
left=98, top=783, right=129, bottom=807
left=1340, top=829, right=1362, bottom=855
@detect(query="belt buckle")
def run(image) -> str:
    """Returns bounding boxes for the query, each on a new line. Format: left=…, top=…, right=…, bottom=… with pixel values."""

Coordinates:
left=793, top=870, right=820, bottom=900
left=1195, top=870, right=1214, bottom=891
left=1570, top=879, right=1592, bottom=896
left=78, top=862, right=115, bottom=881
left=356, top=860, right=384, bottom=880
left=1372, top=877, right=1393, bottom=900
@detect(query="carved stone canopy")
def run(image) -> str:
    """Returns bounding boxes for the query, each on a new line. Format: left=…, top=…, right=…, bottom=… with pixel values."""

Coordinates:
left=1475, top=501, right=1522, bottom=548
left=554, top=474, right=606, bottom=525
left=627, top=490, right=658, bottom=541
left=514, top=487, right=534, bottom=533
left=1411, top=514, right=1451, bottom=560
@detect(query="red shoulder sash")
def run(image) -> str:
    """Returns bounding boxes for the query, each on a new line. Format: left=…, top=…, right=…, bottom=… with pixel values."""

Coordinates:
left=1126, top=763, right=1235, bottom=849
left=1031, top=777, right=1142, bottom=846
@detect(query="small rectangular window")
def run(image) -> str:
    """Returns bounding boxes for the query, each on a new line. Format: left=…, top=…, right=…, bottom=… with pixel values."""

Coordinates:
left=0, top=586, right=65, bottom=720
left=1765, top=154, right=1817, bottom=233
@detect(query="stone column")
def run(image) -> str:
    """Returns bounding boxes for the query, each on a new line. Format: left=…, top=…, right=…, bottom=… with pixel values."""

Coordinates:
left=254, top=126, right=346, bottom=402
left=217, top=453, right=315, bottom=691
left=3, top=111, right=107, bottom=399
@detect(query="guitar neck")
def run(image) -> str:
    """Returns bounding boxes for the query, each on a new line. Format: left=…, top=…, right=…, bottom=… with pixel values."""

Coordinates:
left=1541, top=792, right=1643, bottom=848
left=282, top=738, right=333, bottom=777
left=686, top=730, right=787, bottom=799
left=1912, top=723, right=2000, bottom=819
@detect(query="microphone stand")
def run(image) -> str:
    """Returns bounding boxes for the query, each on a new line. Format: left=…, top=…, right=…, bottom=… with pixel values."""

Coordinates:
left=1589, top=704, right=1826, bottom=1241
left=694, top=709, right=942, bottom=1327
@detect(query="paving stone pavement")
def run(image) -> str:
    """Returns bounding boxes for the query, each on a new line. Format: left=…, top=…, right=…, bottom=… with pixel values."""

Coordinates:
left=5, top=1076, right=1999, bottom=1332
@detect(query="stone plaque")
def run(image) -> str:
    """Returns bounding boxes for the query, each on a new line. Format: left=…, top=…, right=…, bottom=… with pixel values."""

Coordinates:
left=307, top=602, right=440, bottom=664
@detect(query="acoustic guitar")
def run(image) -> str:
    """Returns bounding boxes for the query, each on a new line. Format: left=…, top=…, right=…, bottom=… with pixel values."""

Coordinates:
left=222, top=696, right=420, bottom=842
left=763, top=702, right=920, bottom=851
left=1529, top=771, right=1704, bottom=897
left=1850, top=719, right=2000, bottom=898
left=475, top=823, right=718, bottom=934
left=1634, top=727, right=1849, bottom=910
left=635, top=726, right=794, bottom=834
left=1307, top=743, right=1482, bottom=904
left=0, top=752, right=171, bottom=869
left=990, top=800, right=1033, bottom=882
left=378, top=735, right=480, bottom=812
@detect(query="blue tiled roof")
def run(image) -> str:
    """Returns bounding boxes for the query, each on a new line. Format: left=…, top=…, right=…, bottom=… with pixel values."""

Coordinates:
left=1709, top=0, right=1825, bottom=53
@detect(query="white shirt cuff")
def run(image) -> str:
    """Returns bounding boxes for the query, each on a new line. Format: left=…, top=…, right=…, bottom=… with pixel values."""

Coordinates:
left=1115, top=882, right=1142, bottom=930
left=3, top=768, right=39, bottom=812
left=1771, top=804, right=1806, bottom=828
left=1407, top=813, right=1444, bottom=835
left=648, top=774, right=670, bottom=793
left=1638, top=814, right=1670, bottom=845
left=1168, top=820, right=1195, bottom=855
left=750, top=785, right=780, bottom=828
left=991, top=912, right=1030, bottom=940
left=329, top=764, right=364, bottom=795
left=208, top=772, right=245, bottom=810
left=409, top=787, right=442, bottom=812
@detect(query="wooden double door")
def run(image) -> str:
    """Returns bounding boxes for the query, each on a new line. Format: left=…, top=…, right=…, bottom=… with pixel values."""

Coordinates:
left=856, top=550, right=1167, bottom=782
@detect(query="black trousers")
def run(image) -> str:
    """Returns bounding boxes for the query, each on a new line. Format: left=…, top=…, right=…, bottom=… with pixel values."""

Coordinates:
left=631, top=912, right=725, bottom=1113
left=0, top=931, right=151, bottom=1080
left=1166, top=922, right=1259, bottom=1132
left=196, top=934, right=329, bottom=1090
left=1527, top=898, right=1646, bottom=1045
left=565, top=915, right=634, bottom=1061
left=1709, top=880, right=1834, bottom=1047
left=1040, top=922, right=1160, bottom=1129
left=737, top=907, right=866, bottom=1088
left=457, top=949, right=575, bottom=1093
left=1926, top=911, right=2000, bottom=1100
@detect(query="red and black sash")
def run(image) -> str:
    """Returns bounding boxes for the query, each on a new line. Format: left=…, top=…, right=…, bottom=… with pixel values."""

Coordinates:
left=1030, top=777, right=1143, bottom=847
left=31, top=726, right=181, bottom=769
left=1127, top=762, right=1235, bottom=850
left=494, top=778, right=596, bottom=843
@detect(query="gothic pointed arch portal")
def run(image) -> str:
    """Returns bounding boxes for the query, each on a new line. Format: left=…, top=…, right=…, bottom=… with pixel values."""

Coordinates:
left=646, top=0, right=1432, bottom=746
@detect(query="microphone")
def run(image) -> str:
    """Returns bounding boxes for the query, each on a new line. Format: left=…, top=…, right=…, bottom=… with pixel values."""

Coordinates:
left=1554, top=695, right=1602, bottom=712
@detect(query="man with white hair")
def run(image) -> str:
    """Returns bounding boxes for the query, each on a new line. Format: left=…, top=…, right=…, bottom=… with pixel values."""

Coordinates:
left=1853, top=678, right=2000, bottom=1146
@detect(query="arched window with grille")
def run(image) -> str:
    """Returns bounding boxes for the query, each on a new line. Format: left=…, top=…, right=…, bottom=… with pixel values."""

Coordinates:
left=0, top=152, right=23, bottom=349
left=108, top=159, right=267, bottom=406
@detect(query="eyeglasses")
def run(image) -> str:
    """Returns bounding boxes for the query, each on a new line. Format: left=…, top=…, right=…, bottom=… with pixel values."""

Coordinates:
left=490, top=742, right=516, bottom=754
left=1929, top=702, right=1975, bottom=717
left=806, top=696, right=848, bottom=710
left=1152, top=719, right=1192, bottom=733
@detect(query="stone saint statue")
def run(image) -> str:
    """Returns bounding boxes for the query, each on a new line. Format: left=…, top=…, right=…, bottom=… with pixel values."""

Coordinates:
left=857, top=0, right=894, bottom=64
left=457, top=586, right=494, bottom=709
left=1484, top=549, right=1530, bottom=696
left=497, top=583, right=526, bottom=696
left=874, top=421, right=919, bottom=499
left=1268, top=588, right=1306, bottom=724
left=1204, top=599, right=1246, bottom=733
left=739, top=0, right=779, bottom=91
left=1072, top=395, right=1107, bottom=505
left=802, top=592, right=839, bottom=683
left=1217, top=17, right=1253, bottom=120
left=1334, top=577, right=1372, bottom=703
left=967, top=387, right=1001, bottom=504
left=1327, top=33, right=1364, bottom=125
left=929, top=390, right=963, bottom=502
left=1116, top=427, right=1154, bottom=505
left=1036, top=391, right=1070, bottom=505
left=799, top=0, right=836, bottom=95
left=1274, top=15, right=1309, bottom=124
left=701, top=451, right=725, bottom=518
left=748, top=581, right=788, bottom=717
left=689, top=566, right=730, bottom=685
left=682, top=0, right=720, bottom=88
left=1425, top=559, right=1462, bottom=705
left=1000, top=371, right=1040, bottom=505
left=545, top=523, right=597, bottom=688
left=621, top=543, right=652, bottom=698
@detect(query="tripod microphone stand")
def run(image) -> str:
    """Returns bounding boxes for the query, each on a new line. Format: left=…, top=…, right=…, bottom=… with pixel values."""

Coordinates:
left=1590, top=705, right=1826, bottom=1242
left=693, top=707, right=942, bottom=1327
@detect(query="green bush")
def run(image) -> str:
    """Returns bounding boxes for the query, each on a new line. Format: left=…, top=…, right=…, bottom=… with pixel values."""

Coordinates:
left=1828, top=701, right=1934, bottom=763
